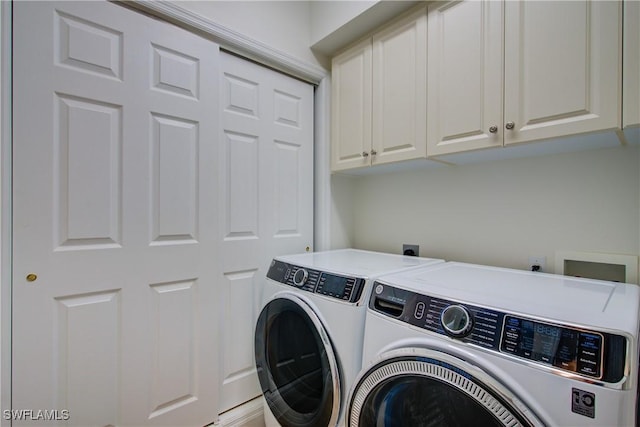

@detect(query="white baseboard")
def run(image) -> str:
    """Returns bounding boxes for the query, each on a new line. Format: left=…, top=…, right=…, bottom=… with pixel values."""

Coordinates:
left=216, top=397, right=265, bottom=427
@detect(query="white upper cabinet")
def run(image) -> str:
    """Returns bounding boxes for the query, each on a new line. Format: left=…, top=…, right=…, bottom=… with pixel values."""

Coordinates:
left=427, top=0, right=622, bottom=156
left=427, top=1, right=504, bottom=156
left=331, top=38, right=372, bottom=171
left=331, top=5, right=427, bottom=172
left=623, top=0, right=640, bottom=129
left=372, top=7, right=427, bottom=165
left=504, top=0, right=621, bottom=146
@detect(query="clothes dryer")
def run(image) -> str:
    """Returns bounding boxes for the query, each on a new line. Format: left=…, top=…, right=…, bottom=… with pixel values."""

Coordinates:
left=254, top=249, right=444, bottom=427
left=349, top=262, right=640, bottom=426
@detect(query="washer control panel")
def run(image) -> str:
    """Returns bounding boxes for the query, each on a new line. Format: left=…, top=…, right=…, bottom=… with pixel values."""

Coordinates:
left=267, top=260, right=366, bottom=303
left=370, top=282, right=627, bottom=384
left=500, top=316, right=605, bottom=379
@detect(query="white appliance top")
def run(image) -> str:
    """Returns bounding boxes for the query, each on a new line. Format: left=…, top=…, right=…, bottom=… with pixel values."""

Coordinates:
left=376, top=262, right=640, bottom=334
left=276, top=249, right=443, bottom=279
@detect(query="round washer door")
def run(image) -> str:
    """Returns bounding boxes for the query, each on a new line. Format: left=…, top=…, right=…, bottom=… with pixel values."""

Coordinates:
left=349, top=349, right=541, bottom=427
left=255, top=294, right=340, bottom=427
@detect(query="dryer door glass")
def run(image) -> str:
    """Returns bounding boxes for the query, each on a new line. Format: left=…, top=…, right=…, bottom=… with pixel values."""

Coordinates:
left=255, top=296, right=339, bottom=427
left=350, top=356, right=535, bottom=427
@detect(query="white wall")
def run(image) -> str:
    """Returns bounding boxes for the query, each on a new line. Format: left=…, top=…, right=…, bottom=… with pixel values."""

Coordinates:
left=336, top=145, right=640, bottom=280
left=309, top=1, right=418, bottom=56
left=310, top=1, right=377, bottom=45
left=330, top=174, right=356, bottom=249
left=173, top=1, right=329, bottom=69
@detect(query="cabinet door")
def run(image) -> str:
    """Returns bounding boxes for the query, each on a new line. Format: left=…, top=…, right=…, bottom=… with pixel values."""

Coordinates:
left=426, top=1, right=503, bottom=156
left=504, top=1, right=621, bottom=145
left=331, top=38, right=372, bottom=171
left=372, top=6, right=427, bottom=164
left=623, top=0, right=639, bottom=128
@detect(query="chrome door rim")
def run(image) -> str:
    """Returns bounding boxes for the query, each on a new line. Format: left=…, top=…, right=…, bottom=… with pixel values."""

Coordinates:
left=349, top=347, right=542, bottom=427
left=256, top=293, right=341, bottom=427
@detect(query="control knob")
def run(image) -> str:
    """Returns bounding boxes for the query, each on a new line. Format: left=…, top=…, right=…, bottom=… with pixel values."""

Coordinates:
left=440, top=304, right=473, bottom=338
left=292, top=268, right=309, bottom=287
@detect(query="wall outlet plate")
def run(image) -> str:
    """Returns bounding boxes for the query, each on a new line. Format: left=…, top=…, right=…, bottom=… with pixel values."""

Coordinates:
left=403, top=244, right=419, bottom=257
left=529, top=256, right=546, bottom=272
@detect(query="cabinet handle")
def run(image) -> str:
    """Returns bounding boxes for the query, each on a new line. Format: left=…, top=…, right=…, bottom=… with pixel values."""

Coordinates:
left=362, top=151, right=369, bottom=158
left=505, top=121, right=515, bottom=130
left=370, top=149, right=377, bottom=156
left=489, top=125, right=498, bottom=133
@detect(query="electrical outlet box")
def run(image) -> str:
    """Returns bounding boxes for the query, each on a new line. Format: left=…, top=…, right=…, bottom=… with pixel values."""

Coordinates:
left=403, top=244, right=419, bottom=257
left=529, top=256, right=546, bottom=272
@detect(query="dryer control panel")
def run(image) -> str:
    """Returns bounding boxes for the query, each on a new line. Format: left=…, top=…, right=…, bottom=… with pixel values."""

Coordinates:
left=370, top=282, right=627, bottom=384
left=267, top=260, right=366, bottom=303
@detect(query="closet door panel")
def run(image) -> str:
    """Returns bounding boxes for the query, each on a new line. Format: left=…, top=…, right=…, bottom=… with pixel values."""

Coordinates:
left=219, top=52, right=314, bottom=412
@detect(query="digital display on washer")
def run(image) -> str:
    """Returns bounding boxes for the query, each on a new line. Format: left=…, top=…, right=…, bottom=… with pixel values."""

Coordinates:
left=318, top=274, right=348, bottom=298
left=501, top=316, right=603, bottom=379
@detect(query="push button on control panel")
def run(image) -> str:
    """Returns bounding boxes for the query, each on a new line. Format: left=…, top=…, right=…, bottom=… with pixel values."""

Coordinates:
left=414, top=302, right=426, bottom=320
left=577, top=333, right=602, bottom=377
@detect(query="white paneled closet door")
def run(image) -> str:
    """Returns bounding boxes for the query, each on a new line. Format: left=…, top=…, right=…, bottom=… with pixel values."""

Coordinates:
left=219, top=52, right=314, bottom=413
left=13, top=2, right=220, bottom=426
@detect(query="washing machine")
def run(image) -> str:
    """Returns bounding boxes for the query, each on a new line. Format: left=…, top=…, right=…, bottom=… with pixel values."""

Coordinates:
left=349, top=262, right=640, bottom=426
left=254, top=249, right=444, bottom=427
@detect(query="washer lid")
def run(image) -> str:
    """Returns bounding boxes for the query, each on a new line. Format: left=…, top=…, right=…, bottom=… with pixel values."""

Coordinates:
left=376, top=262, right=640, bottom=333
left=275, top=249, right=443, bottom=278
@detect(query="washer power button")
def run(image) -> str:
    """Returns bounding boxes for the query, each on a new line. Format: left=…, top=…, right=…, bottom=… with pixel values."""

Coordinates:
left=414, top=302, right=426, bottom=319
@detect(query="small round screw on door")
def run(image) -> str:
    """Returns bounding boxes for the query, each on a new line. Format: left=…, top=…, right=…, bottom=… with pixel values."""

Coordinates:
left=489, top=125, right=498, bottom=133
left=505, top=121, right=515, bottom=130
left=362, top=151, right=369, bottom=158
left=370, top=149, right=377, bottom=156
left=26, top=274, right=37, bottom=282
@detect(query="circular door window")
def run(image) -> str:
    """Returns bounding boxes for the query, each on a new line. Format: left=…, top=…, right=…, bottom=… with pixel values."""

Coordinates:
left=255, top=295, right=340, bottom=427
left=349, top=351, right=538, bottom=427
